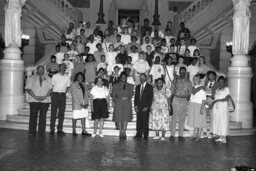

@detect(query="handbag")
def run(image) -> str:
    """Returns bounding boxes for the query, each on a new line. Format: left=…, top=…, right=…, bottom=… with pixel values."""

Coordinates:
left=228, top=96, right=235, bottom=112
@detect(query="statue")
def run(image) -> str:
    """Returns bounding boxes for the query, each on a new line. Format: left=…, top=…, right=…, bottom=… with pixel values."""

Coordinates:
left=232, top=0, right=251, bottom=55
left=4, top=0, right=26, bottom=47
left=109, top=0, right=117, bottom=23
left=141, top=0, right=149, bottom=19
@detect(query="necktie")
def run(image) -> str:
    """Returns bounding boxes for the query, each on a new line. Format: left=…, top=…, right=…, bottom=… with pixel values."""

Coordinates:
left=209, top=82, right=213, bottom=89
left=39, top=76, right=43, bottom=87
left=140, top=84, right=144, bottom=101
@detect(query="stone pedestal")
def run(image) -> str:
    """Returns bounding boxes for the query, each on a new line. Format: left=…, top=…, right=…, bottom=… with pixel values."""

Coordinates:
left=0, top=44, right=25, bottom=120
left=227, top=54, right=253, bottom=128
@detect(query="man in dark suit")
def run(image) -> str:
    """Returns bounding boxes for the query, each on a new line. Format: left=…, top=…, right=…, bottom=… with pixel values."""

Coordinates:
left=134, top=73, right=153, bottom=140
left=202, top=71, right=219, bottom=139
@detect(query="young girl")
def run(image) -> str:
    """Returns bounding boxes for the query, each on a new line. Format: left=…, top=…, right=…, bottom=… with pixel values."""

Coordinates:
left=133, top=52, right=150, bottom=85
left=175, top=57, right=187, bottom=77
left=121, top=27, right=131, bottom=45
left=188, top=74, right=207, bottom=141
left=85, top=54, right=97, bottom=89
left=149, top=56, right=165, bottom=84
left=105, top=44, right=117, bottom=75
left=67, top=43, right=79, bottom=62
left=75, top=36, right=85, bottom=55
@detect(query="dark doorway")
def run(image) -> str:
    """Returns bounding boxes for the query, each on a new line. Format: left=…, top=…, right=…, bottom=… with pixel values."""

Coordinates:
left=118, top=9, right=140, bottom=25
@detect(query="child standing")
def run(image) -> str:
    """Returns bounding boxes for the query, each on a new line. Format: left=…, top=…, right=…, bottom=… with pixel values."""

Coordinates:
left=188, top=74, right=207, bottom=141
left=85, top=54, right=97, bottom=89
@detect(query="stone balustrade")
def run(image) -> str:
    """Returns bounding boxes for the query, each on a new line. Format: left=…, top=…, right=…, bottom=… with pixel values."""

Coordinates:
left=48, top=0, right=79, bottom=22
left=179, top=0, right=214, bottom=23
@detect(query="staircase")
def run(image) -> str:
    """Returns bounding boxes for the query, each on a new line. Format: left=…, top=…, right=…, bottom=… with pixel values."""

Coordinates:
left=0, top=96, right=255, bottom=137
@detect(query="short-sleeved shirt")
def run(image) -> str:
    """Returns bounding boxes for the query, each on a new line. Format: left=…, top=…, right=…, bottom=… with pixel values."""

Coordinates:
left=55, top=52, right=64, bottom=64
left=26, top=75, right=52, bottom=103
left=52, top=73, right=70, bottom=93
left=133, top=60, right=150, bottom=74
left=90, top=86, right=109, bottom=99
left=171, top=77, right=193, bottom=98
left=190, top=85, right=206, bottom=104
left=150, top=64, right=165, bottom=81
left=187, top=65, right=199, bottom=82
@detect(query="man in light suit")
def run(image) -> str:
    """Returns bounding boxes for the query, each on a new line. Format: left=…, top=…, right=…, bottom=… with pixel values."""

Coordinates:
left=134, top=73, right=153, bottom=140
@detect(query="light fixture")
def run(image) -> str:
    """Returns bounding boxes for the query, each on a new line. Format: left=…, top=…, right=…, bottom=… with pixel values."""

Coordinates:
left=21, top=34, right=30, bottom=58
left=226, top=41, right=233, bottom=56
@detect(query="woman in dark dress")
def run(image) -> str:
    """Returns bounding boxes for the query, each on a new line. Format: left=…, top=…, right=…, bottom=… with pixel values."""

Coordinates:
left=112, top=72, right=134, bottom=139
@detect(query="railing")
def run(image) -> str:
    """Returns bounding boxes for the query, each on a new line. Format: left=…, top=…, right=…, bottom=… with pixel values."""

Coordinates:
left=48, top=0, right=82, bottom=24
left=173, top=0, right=215, bottom=35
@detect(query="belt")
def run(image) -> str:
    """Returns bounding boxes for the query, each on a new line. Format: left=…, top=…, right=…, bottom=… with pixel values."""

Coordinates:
left=117, top=97, right=128, bottom=100
left=53, top=92, right=66, bottom=94
left=174, top=95, right=187, bottom=99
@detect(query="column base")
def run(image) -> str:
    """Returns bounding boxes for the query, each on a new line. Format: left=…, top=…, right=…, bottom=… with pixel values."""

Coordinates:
left=227, top=54, right=253, bottom=128
left=0, top=46, right=25, bottom=120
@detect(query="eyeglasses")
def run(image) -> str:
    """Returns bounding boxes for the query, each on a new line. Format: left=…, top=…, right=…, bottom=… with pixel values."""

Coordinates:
left=123, top=84, right=126, bottom=90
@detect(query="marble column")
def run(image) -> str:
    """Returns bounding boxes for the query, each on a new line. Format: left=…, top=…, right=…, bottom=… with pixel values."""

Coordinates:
left=0, top=0, right=26, bottom=120
left=227, top=0, right=253, bottom=128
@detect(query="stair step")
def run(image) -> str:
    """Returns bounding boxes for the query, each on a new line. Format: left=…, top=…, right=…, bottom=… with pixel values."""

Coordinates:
left=7, top=115, right=243, bottom=130
left=0, top=120, right=255, bottom=137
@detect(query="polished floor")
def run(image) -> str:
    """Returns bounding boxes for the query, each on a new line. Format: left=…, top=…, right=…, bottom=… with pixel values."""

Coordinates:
left=0, top=129, right=255, bottom=171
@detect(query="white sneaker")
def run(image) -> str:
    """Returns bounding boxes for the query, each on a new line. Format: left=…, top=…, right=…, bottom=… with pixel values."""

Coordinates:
left=91, top=133, right=96, bottom=137
left=153, top=136, right=160, bottom=140
left=99, top=133, right=104, bottom=137
left=207, top=134, right=213, bottom=139
left=160, top=137, right=165, bottom=141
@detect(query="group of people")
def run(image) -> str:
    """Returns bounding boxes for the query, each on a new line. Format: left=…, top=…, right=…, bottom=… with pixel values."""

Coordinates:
left=26, top=18, right=232, bottom=144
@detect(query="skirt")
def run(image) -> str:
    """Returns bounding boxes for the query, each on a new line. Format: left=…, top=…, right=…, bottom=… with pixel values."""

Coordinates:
left=187, top=102, right=206, bottom=128
left=73, top=108, right=88, bottom=119
left=92, top=99, right=109, bottom=120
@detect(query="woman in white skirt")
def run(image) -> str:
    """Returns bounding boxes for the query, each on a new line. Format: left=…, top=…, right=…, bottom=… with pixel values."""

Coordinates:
left=210, top=76, right=231, bottom=144
left=70, top=72, right=91, bottom=136
left=188, top=74, right=207, bottom=141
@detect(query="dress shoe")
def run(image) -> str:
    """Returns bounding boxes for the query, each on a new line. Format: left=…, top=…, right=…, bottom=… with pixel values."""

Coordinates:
left=38, top=133, right=45, bottom=137
left=82, top=132, right=91, bottom=136
left=29, top=133, right=36, bottom=136
left=133, top=135, right=142, bottom=139
left=49, top=131, right=55, bottom=135
left=178, top=136, right=185, bottom=142
left=169, top=136, right=175, bottom=141
left=143, top=137, right=148, bottom=140
left=57, top=131, right=66, bottom=135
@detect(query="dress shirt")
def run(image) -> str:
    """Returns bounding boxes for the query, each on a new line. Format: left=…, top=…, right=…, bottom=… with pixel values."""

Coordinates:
left=26, top=74, right=52, bottom=103
left=52, top=73, right=70, bottom=93
left=55, top=52, right=64, bottom=64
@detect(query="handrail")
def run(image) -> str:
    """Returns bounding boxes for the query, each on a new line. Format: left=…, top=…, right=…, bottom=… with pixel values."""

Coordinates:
left=48, top=0, right=82, bottom=23
left=173, top=0, right=215, bottom=36
left=179, top=0, right=215, bottom=23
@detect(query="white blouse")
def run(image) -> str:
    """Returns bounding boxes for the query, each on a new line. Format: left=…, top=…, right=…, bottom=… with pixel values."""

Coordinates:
left=90, top=86, right=109, bottom=99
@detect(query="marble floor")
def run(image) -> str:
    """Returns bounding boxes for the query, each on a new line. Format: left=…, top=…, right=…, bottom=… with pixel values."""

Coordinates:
left=0, top=129, right=255, bottom=171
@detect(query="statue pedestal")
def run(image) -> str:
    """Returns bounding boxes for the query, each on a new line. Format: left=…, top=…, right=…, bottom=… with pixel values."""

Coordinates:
left=0, top=44, right=25, bottom=120
left=227, top=54, right=253, bottom=128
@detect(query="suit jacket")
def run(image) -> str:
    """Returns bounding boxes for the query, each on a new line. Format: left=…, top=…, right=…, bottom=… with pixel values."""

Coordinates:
left=203, top=80, right=219, bottom=97
left=134, top=83, right=153, bottom=111
left=70, top=82, right=89, bottom=110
